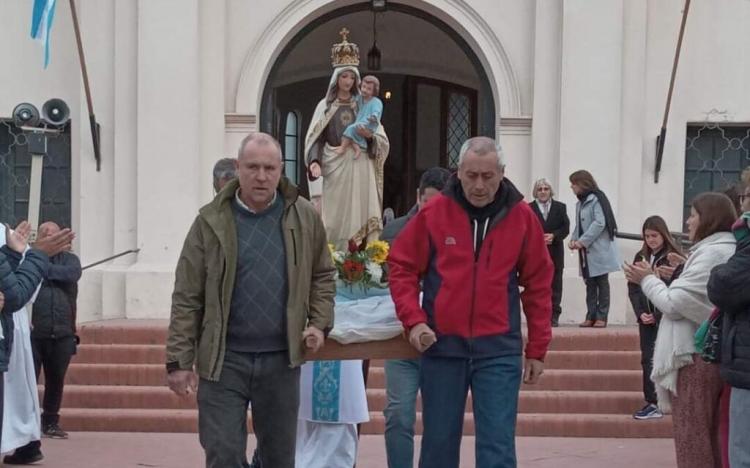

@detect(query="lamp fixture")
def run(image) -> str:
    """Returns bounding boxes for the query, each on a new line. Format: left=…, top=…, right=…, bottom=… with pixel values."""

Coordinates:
left=367, top=10, right=381, bottom=70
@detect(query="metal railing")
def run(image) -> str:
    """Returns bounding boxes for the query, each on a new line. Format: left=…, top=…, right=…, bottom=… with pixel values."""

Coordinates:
left=615, top=231, right=691, bottom=249
left=82, top=248, right=140, bottom=271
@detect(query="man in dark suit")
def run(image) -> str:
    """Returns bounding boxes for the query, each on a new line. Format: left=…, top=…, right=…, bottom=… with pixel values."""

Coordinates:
left=529, top=178, right=570, bottom=326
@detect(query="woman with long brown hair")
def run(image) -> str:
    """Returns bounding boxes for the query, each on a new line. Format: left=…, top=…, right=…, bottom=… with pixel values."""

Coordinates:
left=625, top=192, right=737, bottom=468
left=627, top=216, right=681, bottom=420
left=568, top=170, right=621, bottom=327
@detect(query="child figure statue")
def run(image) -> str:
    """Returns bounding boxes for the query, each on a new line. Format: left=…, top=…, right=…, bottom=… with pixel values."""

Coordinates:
left=334, top=75, right=383, bottom=159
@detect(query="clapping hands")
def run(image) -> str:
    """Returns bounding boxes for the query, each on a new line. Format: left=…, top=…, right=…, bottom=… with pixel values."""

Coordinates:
left=623, top=260, right=655, bottom=284
left=4, top=221, right=31, bottom=254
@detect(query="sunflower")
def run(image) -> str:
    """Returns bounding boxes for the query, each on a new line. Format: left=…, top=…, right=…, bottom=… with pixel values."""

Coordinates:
left=366, top=240, right=390, bottom=264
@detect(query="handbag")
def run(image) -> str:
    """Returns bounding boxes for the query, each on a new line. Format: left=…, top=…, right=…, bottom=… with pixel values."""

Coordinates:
left=695, top=309, right=722, bottom=363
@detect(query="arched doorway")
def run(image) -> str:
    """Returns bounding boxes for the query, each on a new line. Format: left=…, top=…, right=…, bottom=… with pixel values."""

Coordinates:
left=259, top=3, right=498, bottom=214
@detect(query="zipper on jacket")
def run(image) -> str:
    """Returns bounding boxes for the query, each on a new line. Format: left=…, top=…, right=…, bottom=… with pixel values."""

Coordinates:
left=291, top=229, right=298, bottom=266
left=469, top=262, right=478, bottom=349
left=486, top=241, right=494, bottom=269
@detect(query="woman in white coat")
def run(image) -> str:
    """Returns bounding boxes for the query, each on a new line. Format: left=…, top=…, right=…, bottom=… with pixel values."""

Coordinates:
left=624, top=192, right=737, bottom=468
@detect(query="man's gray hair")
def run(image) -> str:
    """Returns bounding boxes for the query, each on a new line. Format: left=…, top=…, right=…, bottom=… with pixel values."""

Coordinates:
left=457, top=136, right=505, bottom=168
left=532, top=178, right=555, bottom=198
left=237, top=132, right=283, bottom=160
left=213, top=158, right=237, bottom=180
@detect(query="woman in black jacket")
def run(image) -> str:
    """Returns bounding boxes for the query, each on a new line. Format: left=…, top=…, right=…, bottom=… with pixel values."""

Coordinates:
left=707, top=211, right=750, bottom=467
left=627, top=216, right=682, bottom=420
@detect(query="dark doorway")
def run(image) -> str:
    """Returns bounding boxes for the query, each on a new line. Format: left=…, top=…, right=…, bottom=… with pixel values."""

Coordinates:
left=261, top=3, right=494, bottom=216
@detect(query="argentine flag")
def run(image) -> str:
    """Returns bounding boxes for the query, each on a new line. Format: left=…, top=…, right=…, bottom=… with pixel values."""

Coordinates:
left=31, top=0, right=57, bottom=68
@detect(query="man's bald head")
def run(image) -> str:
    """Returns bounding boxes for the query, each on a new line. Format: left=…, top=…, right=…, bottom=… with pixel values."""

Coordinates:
left=38, top=221, right=61, bottom=240
left=237, top=132, right=283, bottom=162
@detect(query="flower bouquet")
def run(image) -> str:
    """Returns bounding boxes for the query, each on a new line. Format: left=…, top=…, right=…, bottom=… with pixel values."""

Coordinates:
left=329, top=239, right=390, bottom=300
left=328, top=238, right=403, bottom=344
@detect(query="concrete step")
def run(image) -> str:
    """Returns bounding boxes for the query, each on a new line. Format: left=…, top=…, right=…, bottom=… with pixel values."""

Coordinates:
left=79, top=320, right=168, bottom=345
left=64, top=364, right=642, bottom=391
left=52, top=386, right=646, bottom=415
left=58, top=408, right=672, bottom=438
left=78, top=320, right=640, bottom=351
left=65, top=364, right=166, bottom=386
left=75, top=344, right=165, bottom=364
left=366, top=367, right=642, bottom=392
left=74, top=346, right=641, bottom=371
left=365, top=389, right=647, bottom=415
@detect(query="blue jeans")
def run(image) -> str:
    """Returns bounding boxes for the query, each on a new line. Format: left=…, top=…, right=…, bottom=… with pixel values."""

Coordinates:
left=419, top=354, right=522, bottom=468
left=384, top=358, right=421, bottom=468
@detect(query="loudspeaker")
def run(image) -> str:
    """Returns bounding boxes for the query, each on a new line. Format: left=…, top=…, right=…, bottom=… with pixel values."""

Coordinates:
left=12, top=103, right=40, bottom=128
left=42, top=98, right=70, bottom=127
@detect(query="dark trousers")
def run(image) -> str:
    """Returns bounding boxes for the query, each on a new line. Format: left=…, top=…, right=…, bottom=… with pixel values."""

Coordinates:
left=551, top=267, right=563, bottom=324
left=197, top=350, right=300, bottom=468
left=637, top=323, right=658, bottom=404
left=1, top=372, right=4, bottom=450
left=584, top=274, right=610, bottom=322
left=419, top=355, right=522, bottom=468
left=31, top=336, right=76, bottom=427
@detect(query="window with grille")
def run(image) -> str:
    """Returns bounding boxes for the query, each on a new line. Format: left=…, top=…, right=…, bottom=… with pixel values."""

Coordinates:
left=0, top=120, right=72, bottom=228
left=283, top=112, right=299, bottom=184
left=446, top=92, right=471, bottom=169
left=684, top=123, right=750, bottom=222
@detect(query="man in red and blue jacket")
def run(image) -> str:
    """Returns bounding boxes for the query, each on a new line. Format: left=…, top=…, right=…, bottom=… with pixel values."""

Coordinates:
left=388, top=137, right=553, bottom=468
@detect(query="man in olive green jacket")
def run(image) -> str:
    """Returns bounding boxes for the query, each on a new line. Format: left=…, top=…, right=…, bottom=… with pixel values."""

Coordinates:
left=166, top=133, right=335, bottom=468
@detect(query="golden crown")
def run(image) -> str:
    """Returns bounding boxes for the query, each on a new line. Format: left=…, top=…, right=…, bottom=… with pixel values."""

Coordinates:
left=331, top=28, right=360, bottom=68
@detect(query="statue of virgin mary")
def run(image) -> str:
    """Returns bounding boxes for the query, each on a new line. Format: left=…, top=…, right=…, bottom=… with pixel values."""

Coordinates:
left=304, top=29, right=389, bottom=249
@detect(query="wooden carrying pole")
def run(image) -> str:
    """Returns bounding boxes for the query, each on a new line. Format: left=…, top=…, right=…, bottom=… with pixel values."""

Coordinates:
left=654, top=0, right=691, bottom=183
left=68, top=0, right=101, bottom=171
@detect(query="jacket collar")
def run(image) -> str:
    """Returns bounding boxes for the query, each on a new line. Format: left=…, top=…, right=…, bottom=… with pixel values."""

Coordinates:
left=199, top=177, right=299, bottom=241
left=689, top=231, right=736, bottom=253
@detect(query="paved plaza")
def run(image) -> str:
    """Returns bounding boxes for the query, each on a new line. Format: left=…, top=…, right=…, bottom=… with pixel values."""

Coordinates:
left=19, top=433, right=677, bottom=467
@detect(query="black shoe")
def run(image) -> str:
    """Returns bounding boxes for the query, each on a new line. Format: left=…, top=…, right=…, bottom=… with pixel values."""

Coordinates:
left=3, top=451, right=44, bottom=465
left=42, top=422, right=69, bottom=439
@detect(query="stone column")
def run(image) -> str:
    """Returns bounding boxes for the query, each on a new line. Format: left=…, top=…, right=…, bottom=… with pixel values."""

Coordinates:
left=530, top=0, right=563, bottom=186
left=125, top=0, right=203, bottom=318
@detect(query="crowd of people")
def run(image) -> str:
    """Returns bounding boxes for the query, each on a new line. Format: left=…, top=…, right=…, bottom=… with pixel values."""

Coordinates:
left=3, top=44, right=749, bottom=468
left=0, top=220, right=78, bottom=464
left=175, top=127, right=749, bottom=468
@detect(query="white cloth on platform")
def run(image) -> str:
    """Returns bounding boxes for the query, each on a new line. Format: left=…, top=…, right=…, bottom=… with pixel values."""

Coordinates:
left=298, top=359, right=368, bottom=424
left=0, top=229, right=42, bottom=454
left=2, top=306, right=41, bottom=453
left=295, top=420, right=358, bottom=468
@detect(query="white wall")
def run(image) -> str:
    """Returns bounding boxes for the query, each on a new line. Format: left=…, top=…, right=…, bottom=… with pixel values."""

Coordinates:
left=2, top=0, right=750, bottom=324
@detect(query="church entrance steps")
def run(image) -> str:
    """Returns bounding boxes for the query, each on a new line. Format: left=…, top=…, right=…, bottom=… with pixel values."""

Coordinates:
left=51, top=320, right=672, bottom=437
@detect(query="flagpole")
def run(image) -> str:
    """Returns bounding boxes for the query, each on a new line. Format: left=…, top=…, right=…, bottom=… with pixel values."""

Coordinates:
left=654, top=0, right=691, bottom=183
left=68, top=0, right=101, bottom=171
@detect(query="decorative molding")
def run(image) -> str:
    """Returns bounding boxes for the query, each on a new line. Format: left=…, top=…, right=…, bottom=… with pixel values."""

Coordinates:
left=234, top=0, right=522, bottom=116
left=225, top=114, right=257, bottom=132
left=500, top=117, right=532, bottom=128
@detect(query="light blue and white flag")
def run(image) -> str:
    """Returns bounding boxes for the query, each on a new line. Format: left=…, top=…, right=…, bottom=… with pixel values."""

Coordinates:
left=31, top=0, right=58, bottom=68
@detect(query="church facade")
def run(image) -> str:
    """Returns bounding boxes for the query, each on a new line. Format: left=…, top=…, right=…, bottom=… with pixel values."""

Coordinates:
left=1, top=0, right=749, bottom=325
